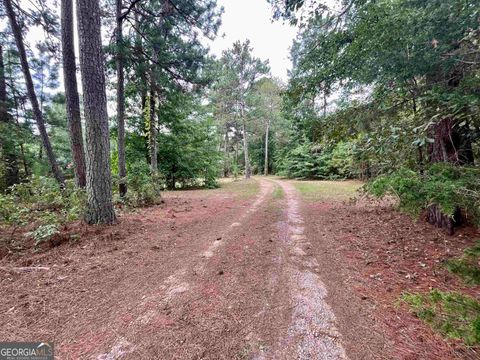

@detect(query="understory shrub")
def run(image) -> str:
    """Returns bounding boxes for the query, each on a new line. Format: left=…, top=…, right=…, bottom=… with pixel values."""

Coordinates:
left=276, top=140, right=355, bottom=179
left=401, top=290, right=480, bottom=346
left=116, top=161, right=164, bottom=207
left=366, top=164, right=480, bottom=225
left=0, top=176, right=86, bottom=245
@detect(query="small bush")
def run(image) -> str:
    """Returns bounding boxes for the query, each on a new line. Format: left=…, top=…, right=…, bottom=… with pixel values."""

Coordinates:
left=27, top=223, right=59, bottom=246
left=366, top=164, right=480, bottom=224
left=114, top=161, right=164, bottom=207
left=401, top=289, right=480, bottom=346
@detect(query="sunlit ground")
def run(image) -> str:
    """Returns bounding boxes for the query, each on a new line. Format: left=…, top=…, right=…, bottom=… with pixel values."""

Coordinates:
left=289, top=179, right=363, bottom=201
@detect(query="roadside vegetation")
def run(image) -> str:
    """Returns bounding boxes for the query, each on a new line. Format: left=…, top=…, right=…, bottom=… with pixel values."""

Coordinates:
left=447, top=241, right=480, bottom=286
left=401, top=290, right=480, bottom=346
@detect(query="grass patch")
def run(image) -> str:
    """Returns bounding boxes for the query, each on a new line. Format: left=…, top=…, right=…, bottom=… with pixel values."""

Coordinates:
left=272, top=184, right=284, bottom=199
left=446, top=241, right=480, bottom=285
left=219, top=178, right=259, bottom=199
left=401, top=289, right=480, bottom=346
left=292, top=180, right=362, bottom=201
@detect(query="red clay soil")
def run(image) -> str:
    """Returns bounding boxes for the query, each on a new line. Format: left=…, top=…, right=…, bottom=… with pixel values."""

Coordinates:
left=0, top=178, right=479, bottom=359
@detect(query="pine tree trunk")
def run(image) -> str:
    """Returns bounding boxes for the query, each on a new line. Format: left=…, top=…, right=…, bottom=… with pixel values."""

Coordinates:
left=223, top=128, right=229, bottom=177
left=61, top=0, right=86, bottom=188
left=0, top=44, right=19, bottom=187
left=149, top=85, right=157, bottom=173
left=4, top=0, right=64, bottom=185
left=12, top=90, right=30, bottom=177
left=264, top=120, right=269, bottom=176
left=235, top=141, right=239, bottom=167
left=241, top=102, right=251, bottom=179
left=76, top=0, right=116, bottom=224
left=116, top=0, right=127, bottom=197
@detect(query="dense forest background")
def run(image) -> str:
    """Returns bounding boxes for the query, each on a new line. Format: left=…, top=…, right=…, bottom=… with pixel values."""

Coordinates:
left=0, top=0, right=479, bottom=235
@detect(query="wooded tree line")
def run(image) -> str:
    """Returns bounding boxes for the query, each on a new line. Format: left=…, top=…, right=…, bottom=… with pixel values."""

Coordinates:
left=0, top=0, right=286, bottom=229
left=269, top=0, right=480, bottom=233
left=3, top=0, right=478, bottom=235
left=0, top=0, right=222, bottom=224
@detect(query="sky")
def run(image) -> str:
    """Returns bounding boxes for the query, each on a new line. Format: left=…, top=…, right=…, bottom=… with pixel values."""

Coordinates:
left=207, top=0, right=298, bottom=81
left=11, top=0, right=299, bottom=88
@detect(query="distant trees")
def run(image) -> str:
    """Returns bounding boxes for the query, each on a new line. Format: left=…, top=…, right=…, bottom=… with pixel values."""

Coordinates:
left=0, top=43, right=19, bottom=187
left=214, top=41, right=269, bottom=179
left=251, top=78, right=282, bottom=176
left=4, top=0, right=65, bottom=185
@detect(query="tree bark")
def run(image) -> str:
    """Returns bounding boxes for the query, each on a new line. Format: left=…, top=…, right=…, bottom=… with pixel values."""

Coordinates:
left=76, top=0, right=116, bottom=224
left=149, top=86, right=157, bottom=173
left=116, top=0, right=127, bottom=197
left=61, top=0, right=86, bottom=188
left=424, top=70, right=470, bottom=234
left=223, top=128, right=229, bottom=177
left=4, top=0, right=64, bottom=185
left=0, top=44, right=19, bottom=187
left=264, top=119, right=269, bottom=176
left=240, top=103, right=251, bottom=179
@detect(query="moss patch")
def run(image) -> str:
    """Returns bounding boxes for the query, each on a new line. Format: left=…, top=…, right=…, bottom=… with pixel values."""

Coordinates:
left=446, top=241, right=480, bottom=285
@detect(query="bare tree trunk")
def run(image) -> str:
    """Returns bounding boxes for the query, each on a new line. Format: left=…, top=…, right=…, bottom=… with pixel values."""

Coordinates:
left=4, top=0, right=64, bottom=185
left=223, top=128, right=229, bottom=177
left=77, top=0, right=116, bottom=224
left=0, top=45, right=7, bottom=120
left=116, top=0, right=127, bottom=197
left=149, top=85, right=157, bottom=173
left=0, top=44, right=19, bottom=187
left=240, top=103, right=251, bottom=179
left=133, top=12, right=149, bottom=165
left=264, top=119, right=269, bottom=176
left=235, top=141, right=238, bottom=166
left=61, top=0, right=86, bottom=188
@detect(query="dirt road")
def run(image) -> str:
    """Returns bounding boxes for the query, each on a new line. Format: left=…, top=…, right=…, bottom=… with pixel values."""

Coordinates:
left=4, top=177, right=473, bottom=359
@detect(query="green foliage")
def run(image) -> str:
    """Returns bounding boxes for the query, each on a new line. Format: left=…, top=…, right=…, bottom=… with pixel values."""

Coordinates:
left=447, top=241, right=480, bottom=285
left=231, top=163, right=240, bottom=180
left=276, top=139, right=355, bottom=179
left=401, top=289, right=480, bottom=346
left=115, top=161, right=164, bottom=207
left=0, top=176, right=86, bottom=226
left=27, top=223, right=59, bottom=246
left=0, top=176, right=85, bottom=244
left=270, top=0, right=480, bottom=210
left=158, top=112, right=220, bottom=190
left=366, top=164, right=480, bottom=224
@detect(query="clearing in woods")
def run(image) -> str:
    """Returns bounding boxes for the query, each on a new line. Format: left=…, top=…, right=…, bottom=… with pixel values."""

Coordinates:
left=1, top=177, right=478, bottom=359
